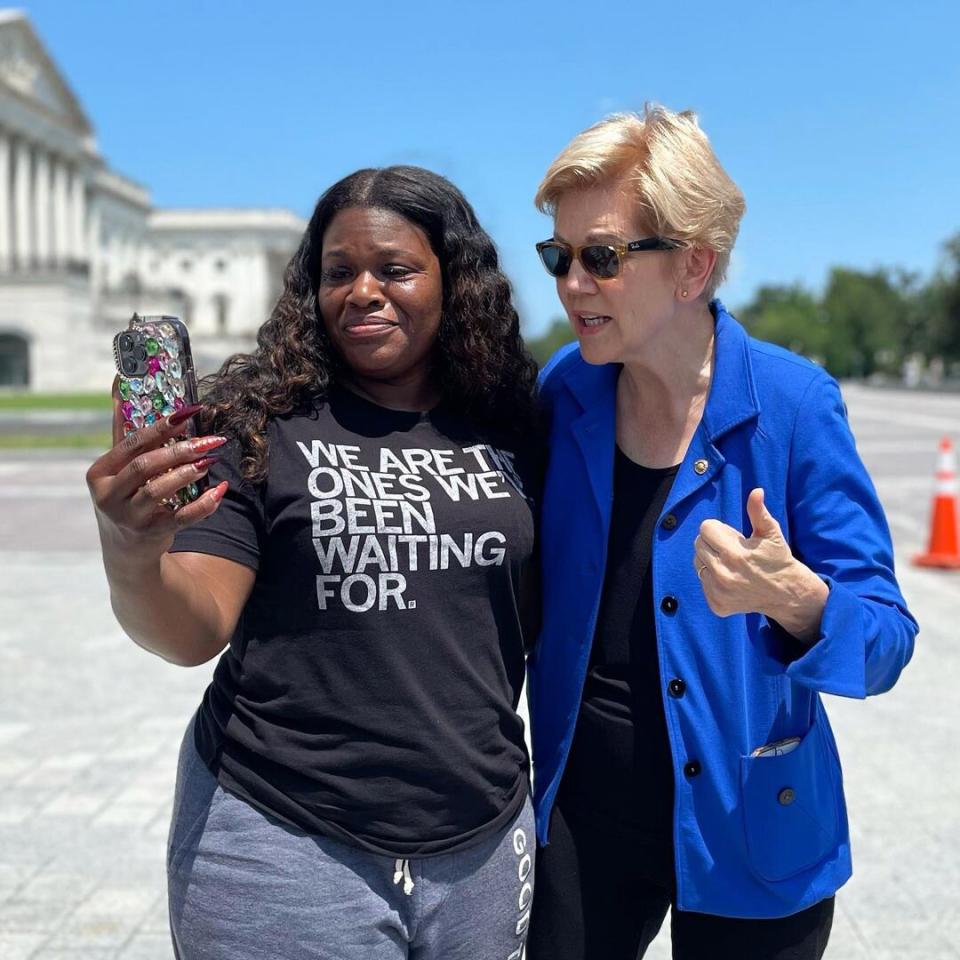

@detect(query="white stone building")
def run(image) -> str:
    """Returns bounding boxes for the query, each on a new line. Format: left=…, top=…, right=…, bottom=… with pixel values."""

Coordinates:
left=0, top=9, right=306, bottom=391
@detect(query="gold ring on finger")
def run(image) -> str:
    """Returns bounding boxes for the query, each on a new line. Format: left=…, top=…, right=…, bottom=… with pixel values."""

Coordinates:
left=143, top=479, right=177, bottom=513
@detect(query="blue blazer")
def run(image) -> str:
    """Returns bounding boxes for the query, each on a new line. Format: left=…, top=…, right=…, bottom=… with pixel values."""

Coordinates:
left=528, top=302, right=918, bottom=919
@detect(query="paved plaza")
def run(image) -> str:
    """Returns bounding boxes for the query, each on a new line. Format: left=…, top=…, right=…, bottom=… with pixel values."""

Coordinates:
left=1, top=384, right=958, bottom=959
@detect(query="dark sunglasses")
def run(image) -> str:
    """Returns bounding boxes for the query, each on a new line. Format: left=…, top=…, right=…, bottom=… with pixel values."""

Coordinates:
left=536, top=236, right=682, bottom=280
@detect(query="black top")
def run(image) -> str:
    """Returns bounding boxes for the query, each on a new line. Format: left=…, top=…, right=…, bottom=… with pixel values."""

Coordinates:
left=170, top=385, right=536, bottom=857
left=561, top=447, right=678, bottom=844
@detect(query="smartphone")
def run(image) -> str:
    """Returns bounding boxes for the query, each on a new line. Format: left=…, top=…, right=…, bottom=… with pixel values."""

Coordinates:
left=112, top=313, right=208, bottom=507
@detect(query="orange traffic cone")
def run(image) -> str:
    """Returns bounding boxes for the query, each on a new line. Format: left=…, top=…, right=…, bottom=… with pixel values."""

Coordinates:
left=914, top=437, right=960, bottom=569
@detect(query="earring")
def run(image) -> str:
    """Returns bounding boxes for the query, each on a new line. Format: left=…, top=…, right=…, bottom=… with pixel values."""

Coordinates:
left=681, top=289, right=688, bottom=298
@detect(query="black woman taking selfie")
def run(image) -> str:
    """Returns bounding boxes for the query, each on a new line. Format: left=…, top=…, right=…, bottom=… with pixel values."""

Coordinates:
left=87, top=166, right=541, bottom=960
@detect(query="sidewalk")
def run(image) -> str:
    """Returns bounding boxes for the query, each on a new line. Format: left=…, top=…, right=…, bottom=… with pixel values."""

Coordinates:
left=0, top=410, right=111, bottom=437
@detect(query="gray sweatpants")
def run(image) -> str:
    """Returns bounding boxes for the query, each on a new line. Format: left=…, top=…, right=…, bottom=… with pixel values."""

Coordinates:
left=167, top=718, right=535, bottom=960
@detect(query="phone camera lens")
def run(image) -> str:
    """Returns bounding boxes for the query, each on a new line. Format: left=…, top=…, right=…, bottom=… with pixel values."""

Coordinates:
left=119, top=334, right=134, bottom=352
left=121, top=357, right=137, bottom=374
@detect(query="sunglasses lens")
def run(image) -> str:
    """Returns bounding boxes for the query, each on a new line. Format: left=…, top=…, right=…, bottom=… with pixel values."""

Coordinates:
left=581, top=245, right=620, bottom=279
left=539, top=244, right=570, bottom=277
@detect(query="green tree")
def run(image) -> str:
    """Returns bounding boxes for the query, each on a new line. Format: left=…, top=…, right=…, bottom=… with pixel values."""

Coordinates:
left=821, top=268, right=907, bottom=377
left=926, top=233, right=960, bottom=362
left=889, top=268, right=934, bottom=361
left=738, top=285, right=828, bottom=365
left=524, top=318, right=575, bottom=368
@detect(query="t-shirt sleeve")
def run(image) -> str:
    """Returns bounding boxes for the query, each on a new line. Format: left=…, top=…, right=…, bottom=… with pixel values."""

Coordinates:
left=169, top=438, right=265, bottom=571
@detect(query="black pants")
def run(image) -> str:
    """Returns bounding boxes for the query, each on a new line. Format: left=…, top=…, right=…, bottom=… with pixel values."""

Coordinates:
left=526, top=797, right=834, bottom=960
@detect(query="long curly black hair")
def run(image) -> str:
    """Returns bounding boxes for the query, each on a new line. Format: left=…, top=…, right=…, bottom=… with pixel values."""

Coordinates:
left=198, top=166, right=541, bottom=483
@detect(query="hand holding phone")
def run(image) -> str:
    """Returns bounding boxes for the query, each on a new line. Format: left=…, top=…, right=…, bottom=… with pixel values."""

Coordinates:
left=87, top=400, right=230, bottom=564
left=86, top=315, right=231, bottom=562
left=114, top=315, right=209, bottom=509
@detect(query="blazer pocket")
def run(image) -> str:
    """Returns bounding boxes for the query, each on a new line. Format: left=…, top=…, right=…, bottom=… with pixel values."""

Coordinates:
left=740, top=719, right=841, bottom=882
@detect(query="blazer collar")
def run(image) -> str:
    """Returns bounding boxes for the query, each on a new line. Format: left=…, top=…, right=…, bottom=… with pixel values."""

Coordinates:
left=701, top=301, right=761, bottom=441
left=558, top=300, right=760, bottom=442
left=560, top=359, right=618, bottom=521
left=560, top=349, right=618, bottom=412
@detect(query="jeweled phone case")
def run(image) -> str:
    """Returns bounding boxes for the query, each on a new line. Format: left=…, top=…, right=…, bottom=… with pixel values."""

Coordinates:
left=112, top=314, right=206, bottom=508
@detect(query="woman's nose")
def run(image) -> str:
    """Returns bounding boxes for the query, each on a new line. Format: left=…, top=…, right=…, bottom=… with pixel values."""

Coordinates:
left=347, top=270, right=384, bottom=306
left=562, top=258, right=600, bottom=297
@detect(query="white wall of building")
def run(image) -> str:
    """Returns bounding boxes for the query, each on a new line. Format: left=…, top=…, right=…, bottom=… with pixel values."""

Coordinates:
left=143, top=210, right=304, bottom=339
left=0, top=274, right=103, bottom=391
left=0, top=10, right=306, bottom=391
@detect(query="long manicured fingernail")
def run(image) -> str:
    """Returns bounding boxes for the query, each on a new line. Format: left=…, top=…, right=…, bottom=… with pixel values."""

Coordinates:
left=192, top=456, right=220, bottom=471
left=211, top=480, right=229, bottom=502
left=168, top=403, right=203, bottom=427
left=192, top=436, right=228, bottom=453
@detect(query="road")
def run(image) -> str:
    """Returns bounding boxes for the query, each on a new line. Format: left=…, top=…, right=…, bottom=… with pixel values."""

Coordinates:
left=1, top=383, right=958, bottom=959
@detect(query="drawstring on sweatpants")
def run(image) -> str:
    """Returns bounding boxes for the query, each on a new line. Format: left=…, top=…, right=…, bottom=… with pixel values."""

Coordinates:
left=393, top=858, right=414, bottom=895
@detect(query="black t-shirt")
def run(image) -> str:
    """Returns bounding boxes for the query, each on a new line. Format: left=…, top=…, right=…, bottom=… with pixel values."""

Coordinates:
left=170, top=385, right=536, bottom=857
left=561, top=447, right=678, bottom=846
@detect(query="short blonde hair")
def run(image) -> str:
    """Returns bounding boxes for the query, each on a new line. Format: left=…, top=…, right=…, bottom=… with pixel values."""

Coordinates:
left=535, top=105, right=745, bottom=299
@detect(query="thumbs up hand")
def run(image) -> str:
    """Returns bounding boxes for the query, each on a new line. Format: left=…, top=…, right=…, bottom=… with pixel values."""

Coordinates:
left=744, top=487, right=782, bottom=541
left=693, top=488, right=828, bottom=643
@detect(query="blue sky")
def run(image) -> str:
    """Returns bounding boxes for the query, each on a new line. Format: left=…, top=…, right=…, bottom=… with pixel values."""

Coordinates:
left=18, top=0, right=960, bottom=336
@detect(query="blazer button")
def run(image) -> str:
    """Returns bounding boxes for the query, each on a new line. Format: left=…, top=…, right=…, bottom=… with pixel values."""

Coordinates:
left=661, top=514, right=678, bottom=530
left=684, top=760, right=702, bottom=778
left=660, top=595, right=679, bottom=614
left=778, top=787, right=796, bottom=806
left=668, top=678, right=686, bottom=698
left=693, top=459, right=708, bottom=475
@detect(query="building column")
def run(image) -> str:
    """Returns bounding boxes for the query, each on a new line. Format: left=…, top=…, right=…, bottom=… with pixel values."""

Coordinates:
left=87, top=198, right=101, bottom=293
left=52, top=157, right=69, bottom=265
left=33, top=147, right=51, bottom=268
left=68, top=164, right=86, bottom=263
left=0, top=131, right=10, bottom=271
left=13, top=138, right=33, bottom=269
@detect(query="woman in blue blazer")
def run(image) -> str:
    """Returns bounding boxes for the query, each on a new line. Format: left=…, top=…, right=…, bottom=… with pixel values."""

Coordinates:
left=525, top=106, right=917, bottom=960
